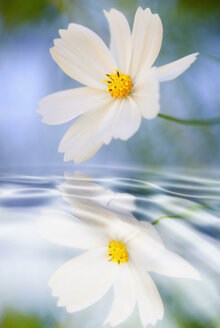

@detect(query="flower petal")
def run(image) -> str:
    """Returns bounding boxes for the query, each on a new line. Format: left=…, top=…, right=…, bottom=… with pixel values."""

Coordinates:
left=37, top=87, right=108, bottom=125
left=129, top=7, right=163, bottom=79
left=104, top=8, right=131, bottom=73
left=112, top=96, right=142, bottom=140
left=38, top=210, right=106, bottom=249
left=157, top=53, right=199, bottom=82
left=59, top=172, right=136, bottom=214
left=50, top=23, right=117, bottom=89
left=128, top=221, right=200, bottom=280
left=151, top=249, right=201, bottom=280
left=137, top=220, right=165, bottom=246
left=132, top=68, right=160, bottom=119
left=59, top=171, right=115, bottom=206
left=57, top=191, right=139, bottom=246
left=58, top=97, right=116, bottom=163
left=49, top=248, right=118, bottom=312
left=127, top=221, right=166, bottom=271
left=131, top=264, right=164, bottom=326
left=56, top=195, right=122, bottom=233
left=58, top=95, right=141, bottom=163
left=108, top=192, right=136, bottom=214
left=104, top=263, right=136, bottom=327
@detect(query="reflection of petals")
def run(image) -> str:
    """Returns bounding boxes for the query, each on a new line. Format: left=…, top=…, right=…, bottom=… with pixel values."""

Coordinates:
left=39, top=193, right=200, bottom=327
left=104, top=263, right=136, bottom=326
left=158, top=219, right=220, bottom=275
left=59, top=171, right=114, bottom=206
left=49, top=248, right=118, bottom=312
left=151, top=249, right=201, bottom=280
left=128, top=222, right=166, bottom=271
left=108, top=192, right=136, bottom=213
left=58, top=171, right=136, bottom=214
left=38, top=210, right=107, bottom=249
left=131, top=265, right=164, bottom=327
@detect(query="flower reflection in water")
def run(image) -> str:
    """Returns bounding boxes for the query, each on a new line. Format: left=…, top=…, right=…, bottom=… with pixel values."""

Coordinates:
left=39, top=171, right=201, bottom=327
left=0, top=168, right=219, bottom=327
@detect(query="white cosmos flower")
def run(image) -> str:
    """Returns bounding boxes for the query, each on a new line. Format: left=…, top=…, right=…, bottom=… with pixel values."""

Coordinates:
left=38, top=205, right=201, bottom=327
left=37, top=7, right=198, bottom=163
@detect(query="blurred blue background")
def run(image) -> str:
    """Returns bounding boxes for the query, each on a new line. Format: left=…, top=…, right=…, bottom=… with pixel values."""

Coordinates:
left=0, top=0, right=220, bottom=170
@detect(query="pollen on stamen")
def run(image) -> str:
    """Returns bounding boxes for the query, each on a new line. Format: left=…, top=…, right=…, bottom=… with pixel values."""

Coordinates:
left=103, top=69, right=132, bottom=99
left=106, top=240, right=129, bottom=265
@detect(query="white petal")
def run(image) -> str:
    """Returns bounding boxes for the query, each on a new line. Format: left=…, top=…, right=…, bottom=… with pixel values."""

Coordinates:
left=38, top=210, right=105, bottom=249
left=108, top=192, right=136, bottom=213
left=50, top=23, right=117, bottom=89
left=49, top=248, right=118, bottom=312
left=58, top=97, right=116, bottom=163
left=129, top=7, right=163, bottom=79
left=59, top=172, right=135, bottom=214
left=58, top=95, right=141, bottom=163
left=104, top=263, right=136, bottom=327
left=57, top=198, right=140, bottom=247
left=151, top=249, right=201, bottom=280
left=105, top=212, right=142, bottom=245
left=157, top=53, right=199, bottom=82
left=59, top=172, right=114, bottom=206
left=112, top=96, right=142, bottom=140
left=131, top=264, right=164, bottom=326
left=104, top=9, right=131, bottom=73
left=137, top=220, right=165, bottom=246
left=127, top=222, right=166, bottom=271
left=132, top=68, right=160, bottom=119
left=128, top=221, right=201, bottom=281
left=37, top=87, right=108, bottom=125
left=56, top=192, right=123, bottom=233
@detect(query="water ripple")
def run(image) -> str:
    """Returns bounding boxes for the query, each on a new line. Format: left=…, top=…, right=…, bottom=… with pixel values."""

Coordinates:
left=0, top=168, right=219, bottom=271
left=0, top=167, right=220, bottom=325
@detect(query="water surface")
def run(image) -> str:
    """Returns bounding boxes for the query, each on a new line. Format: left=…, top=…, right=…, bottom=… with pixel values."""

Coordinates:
left=0, top=166, right=219, bottom=327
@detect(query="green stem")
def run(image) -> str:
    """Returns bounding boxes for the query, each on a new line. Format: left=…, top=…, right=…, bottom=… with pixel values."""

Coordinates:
left=152, top=215, right=182, bottom=225
left=152, top=205, right=207, bottom=225
left=158, top=113, right=220, bottom=126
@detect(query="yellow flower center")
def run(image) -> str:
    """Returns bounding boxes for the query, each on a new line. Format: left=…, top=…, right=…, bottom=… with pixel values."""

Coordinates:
left=104, top=69, right=132, bottom=98
left=106, top=240, right=129, bottom=265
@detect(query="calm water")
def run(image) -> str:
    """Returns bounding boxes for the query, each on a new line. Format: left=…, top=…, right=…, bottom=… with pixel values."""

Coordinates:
left=0, top=166, right=220, bottom=327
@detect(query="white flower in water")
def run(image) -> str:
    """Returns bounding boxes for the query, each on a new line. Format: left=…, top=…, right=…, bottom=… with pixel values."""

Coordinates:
left=37, top=7, right=198, bottom=163
left=38, top=206, right=200, bottom=327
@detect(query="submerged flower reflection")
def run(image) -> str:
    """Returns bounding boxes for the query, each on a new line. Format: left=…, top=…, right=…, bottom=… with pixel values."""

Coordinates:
left=37, top=7, right=198, bottom=163
left=38, top=173, right=201, bottom=327
left=58, top=171, right=136, bottom=215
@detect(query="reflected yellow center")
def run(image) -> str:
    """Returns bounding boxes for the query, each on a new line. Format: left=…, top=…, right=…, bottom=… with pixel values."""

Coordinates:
left=106, top=240, right=129, bottom=265
left=104, top=69, right=132, bottom=98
